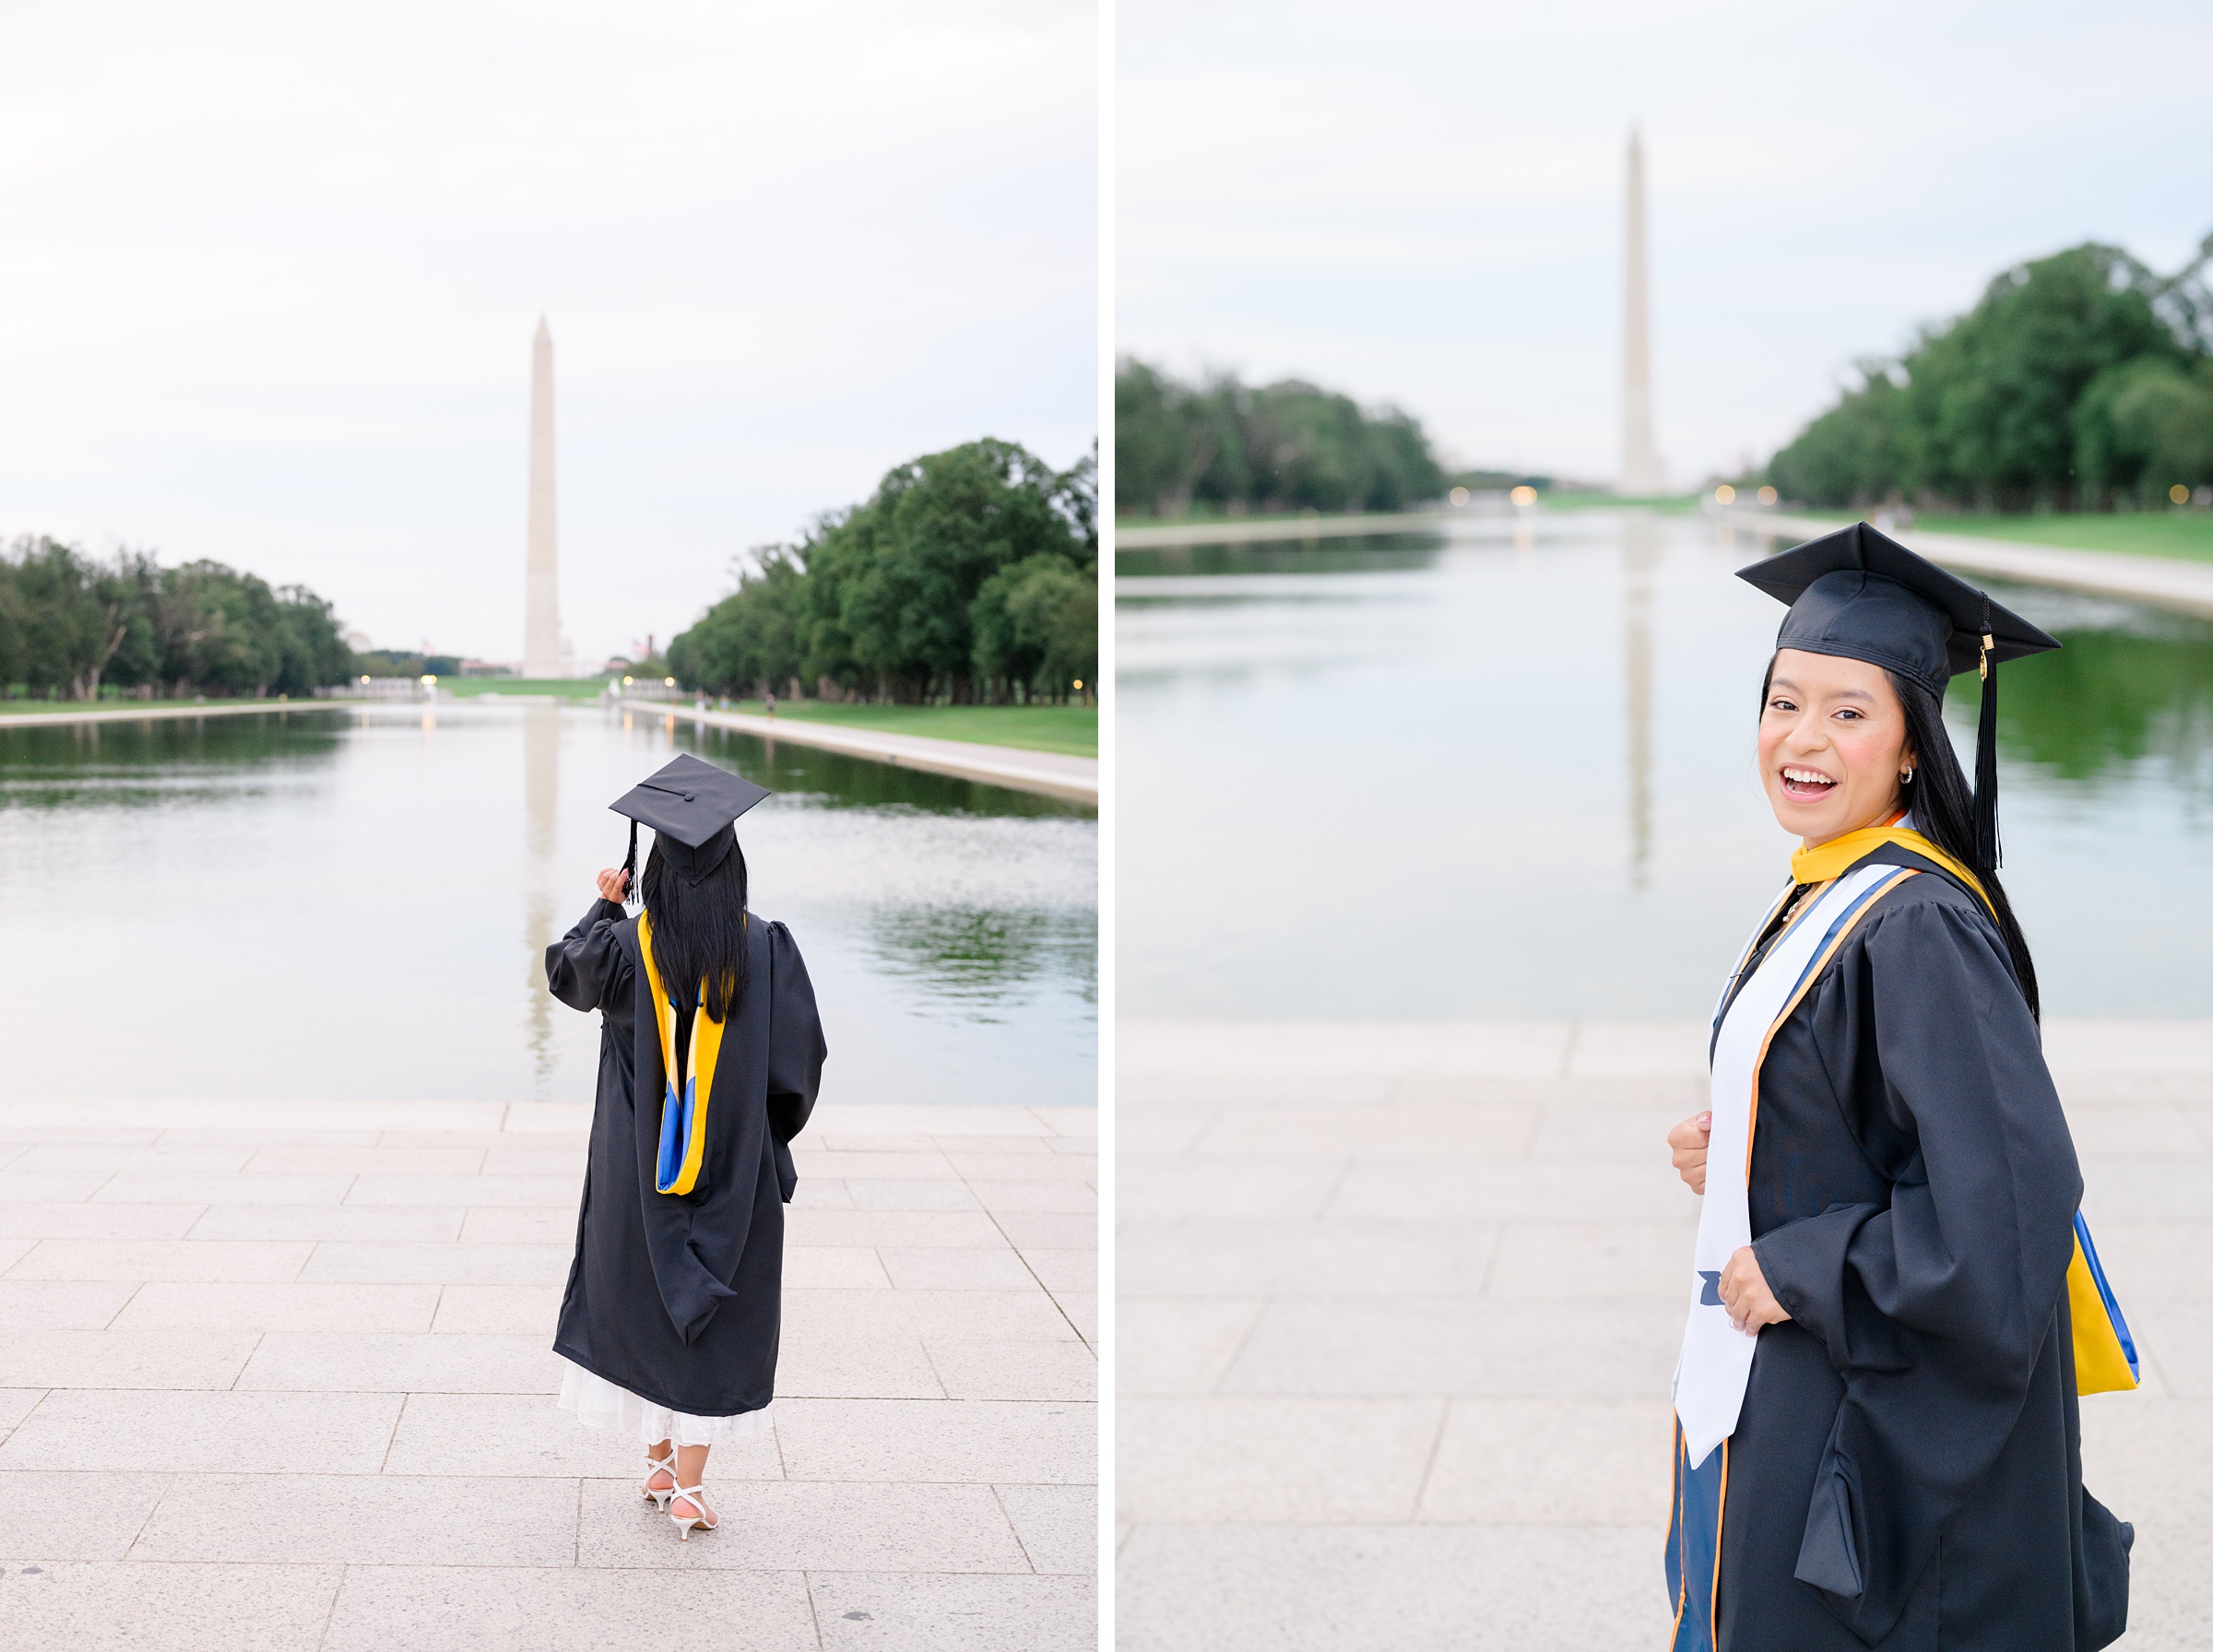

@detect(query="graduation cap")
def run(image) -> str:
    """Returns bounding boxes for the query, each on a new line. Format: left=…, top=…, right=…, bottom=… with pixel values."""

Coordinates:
left=609, top=753, right=770, bottom=896
left=1736, top=521, right=2060, bottom=867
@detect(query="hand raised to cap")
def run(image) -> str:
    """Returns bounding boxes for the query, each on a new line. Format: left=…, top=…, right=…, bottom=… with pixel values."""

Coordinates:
left=596, top=867, right=629, bottom=903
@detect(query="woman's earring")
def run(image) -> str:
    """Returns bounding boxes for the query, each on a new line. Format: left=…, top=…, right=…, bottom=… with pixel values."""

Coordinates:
left=1899, top=766, right=1915, bottom=783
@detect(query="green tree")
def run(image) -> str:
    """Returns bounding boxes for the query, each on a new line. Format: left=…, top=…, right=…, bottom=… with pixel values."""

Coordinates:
left=155, top=561, right=278, bottom=694
left=668, top=437, right=1097, bottom=705
left=2074, top=356, right=2213, bottom=506
left=799, top=439, right=1093, bottom=702
left=1766, top=361, right=1914, bottom=507
left=1114, top=361, right=1250, bottom=517
left=971, top=553, right=1098, bottom=701
left=1909, top=244, right=2184, bottom=507
left=667, top=547, right=810, bottom=696
left=269, top=584, right=352, bottom=696
left=0, top=538, right=348, bottom=700
left=1114, top=360, right=1447, bottom=517
left=1768, top=233, right=2213, bottom=510
left=0, top=538, right=157, bottom=699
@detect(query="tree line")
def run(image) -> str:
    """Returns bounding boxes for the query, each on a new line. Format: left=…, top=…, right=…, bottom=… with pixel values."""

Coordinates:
left=667, top=438, right=1097, bottom=705
left=1116, top=359, right=1448, bottom=519
left=0, top=537, right=350, bottom=701
left=1768, top=234, right=2213, bottom=511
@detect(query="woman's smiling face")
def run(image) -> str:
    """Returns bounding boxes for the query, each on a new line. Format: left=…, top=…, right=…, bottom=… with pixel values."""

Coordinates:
left=1757, top=648, right=1917, bottom=847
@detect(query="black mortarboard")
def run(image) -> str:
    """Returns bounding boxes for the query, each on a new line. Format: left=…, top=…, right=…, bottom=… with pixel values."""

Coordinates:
left=608, top=753, right=770, bottom=894
left=1736, top=521, right=2060, bottom=867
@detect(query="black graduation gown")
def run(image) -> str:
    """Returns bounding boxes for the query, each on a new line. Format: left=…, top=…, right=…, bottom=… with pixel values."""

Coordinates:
left=1711, top=845, right=2131, bottom=1650
left=544, top=898, right=826, bottom=1417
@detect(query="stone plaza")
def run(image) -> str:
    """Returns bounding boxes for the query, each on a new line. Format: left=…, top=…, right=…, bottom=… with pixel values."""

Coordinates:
left=1118, top=1018, right=2213, bottom=1650
left=0, top=1096, right=1096, bottom=1649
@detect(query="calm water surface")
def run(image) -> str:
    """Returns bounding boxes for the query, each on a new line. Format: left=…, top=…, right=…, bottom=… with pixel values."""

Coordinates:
left=1119, top=512, right=2213, bottom=1018
left=0, top=702, right=1095, bottom=1103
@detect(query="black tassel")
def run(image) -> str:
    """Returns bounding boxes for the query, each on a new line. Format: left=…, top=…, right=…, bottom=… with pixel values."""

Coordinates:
left=619, top=820, right=640, bottom=904
left=1975, top=645, right=2001, bottom=870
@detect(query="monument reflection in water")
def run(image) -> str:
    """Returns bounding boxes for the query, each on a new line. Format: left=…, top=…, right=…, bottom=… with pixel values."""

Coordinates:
left=0, top=702, right=1095, bottom=1105
left=1118, top=512, right=2213, bottom=1019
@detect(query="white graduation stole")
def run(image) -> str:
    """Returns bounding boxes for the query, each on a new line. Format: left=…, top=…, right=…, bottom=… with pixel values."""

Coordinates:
left=1673, top=861, right=1915, bottom=1469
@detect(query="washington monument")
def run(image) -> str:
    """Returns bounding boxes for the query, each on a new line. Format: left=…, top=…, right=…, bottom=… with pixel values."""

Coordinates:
left=522, top=317, right=563, bottom=678
left=1619, top=130, right=1666, bottom=495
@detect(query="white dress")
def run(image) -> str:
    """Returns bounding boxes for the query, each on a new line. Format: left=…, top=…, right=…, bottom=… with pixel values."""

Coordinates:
left=556, top=1357, right=775, bottom=1447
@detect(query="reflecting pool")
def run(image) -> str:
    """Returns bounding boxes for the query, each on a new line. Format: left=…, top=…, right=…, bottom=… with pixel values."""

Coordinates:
left=1118, top=512, right=2213, bottom=1019
left=0, top=702, right=1096, bottom=1103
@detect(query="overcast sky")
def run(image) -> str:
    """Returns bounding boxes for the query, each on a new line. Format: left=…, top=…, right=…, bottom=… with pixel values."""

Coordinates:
left=1118, top=0, right=2213, bottom=488
left=0, top=1, right=1095, bottom=664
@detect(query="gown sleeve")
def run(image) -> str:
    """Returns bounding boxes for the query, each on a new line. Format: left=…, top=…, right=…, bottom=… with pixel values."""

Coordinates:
left=1751, top=894, right=2083, bottom=1644
left=544, top=898, right=633, bottom=1012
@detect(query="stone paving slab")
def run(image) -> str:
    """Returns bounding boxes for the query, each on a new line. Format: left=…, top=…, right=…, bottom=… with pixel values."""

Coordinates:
left=0, top=1097, right=1096, bottom=1650
left=811, top=1572, right=1098, bottom=1651
left=320, top=1565, right=818, bottom=1652
left=0, top=1389, right=406, bottom=1474
left=1118, top=1017, right=2213, bottom=1651
left=0, top=1559, right=346, bottom=1652
left=0, top=1202, right=205, bottom=1239
left=1118, top=1523, right=1670, bottom=1652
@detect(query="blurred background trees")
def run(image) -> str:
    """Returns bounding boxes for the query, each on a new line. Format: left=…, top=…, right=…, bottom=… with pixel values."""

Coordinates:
left=668, top=438, right=1097, bottom=704
left=0, top=537, right=350, bottom=701
left=1768, top=234, right=2213, bottom=510
left=1115, top=360, right=1448, bottom=519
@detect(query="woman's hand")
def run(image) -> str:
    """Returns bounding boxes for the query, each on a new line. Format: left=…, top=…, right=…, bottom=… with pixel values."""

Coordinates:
left=1718, top=1245, right=1791, bottom=1337
left=1667, top=1112, right=1712, bottom=1194
left=596, top=867, right=630, bottom=903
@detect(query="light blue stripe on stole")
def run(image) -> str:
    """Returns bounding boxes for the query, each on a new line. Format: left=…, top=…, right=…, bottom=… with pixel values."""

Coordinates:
left=1666, top=1420, right=1725, bottom=1650
left=1709, top=868, right=1908, bottom=1046
left=656, top=1075, right=694, bottom=1193
left=2075, top=1210, right=2140, bottom=1382
left=1779, top=868, right=1911, bottom=1004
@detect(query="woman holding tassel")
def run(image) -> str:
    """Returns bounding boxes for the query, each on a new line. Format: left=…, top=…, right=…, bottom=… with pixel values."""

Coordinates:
left=545, top=751, right=827, bottom=1540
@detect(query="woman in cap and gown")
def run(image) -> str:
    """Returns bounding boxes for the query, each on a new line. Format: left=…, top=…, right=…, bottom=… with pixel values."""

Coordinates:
left=544, top=753, right=826, bottom=1539
left=1662, top=525, right=2134, bottom=1650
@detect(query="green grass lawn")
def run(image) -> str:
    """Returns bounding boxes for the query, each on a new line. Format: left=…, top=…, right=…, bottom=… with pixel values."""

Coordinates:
left=0, top=695, right=302, bottom=716
left=712, top=700, right=1095, bottom=758
left=1795, top=509, right=2213, bottom=563
left=1116, top=494, right=1707, bottom=531
left=1116, top=507, right=1407, bottom=531
left=445, top=678, right=611, bottom=699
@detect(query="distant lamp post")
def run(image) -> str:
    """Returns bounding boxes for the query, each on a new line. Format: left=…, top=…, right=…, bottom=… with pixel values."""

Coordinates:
left=1509, top=485, right=1538, bottom=508
left=2173, top=484, right=2193, bottom=506
left=1713, top=484, right=1736, bottom=505
left=664, top=677, right=676, bottom=688
left=1448, top=486, right=1470, bottom=507
left=1073, top=679, right=1084, bottom=692
left=1757, top=486, right=1778, bottom=506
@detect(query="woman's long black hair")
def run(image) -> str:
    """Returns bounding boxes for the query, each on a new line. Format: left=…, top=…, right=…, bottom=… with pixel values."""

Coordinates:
left=638, top=835, right=751, bottom=1023
left=1762, top=655, right=2041, bottom=1020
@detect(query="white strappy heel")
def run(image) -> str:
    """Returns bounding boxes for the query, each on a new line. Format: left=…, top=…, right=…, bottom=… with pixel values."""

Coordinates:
left=641, top=1447, right=678, bottom=1513
left=669, top=1483, right=717, bottom=1540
